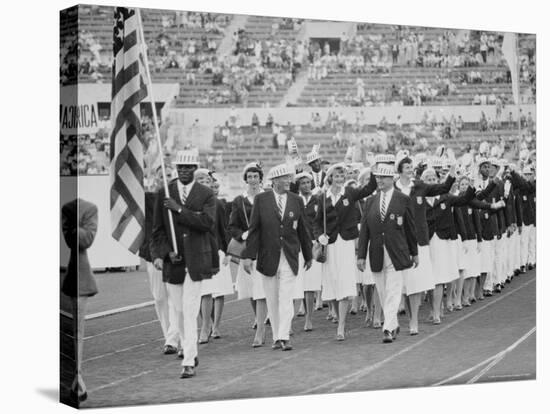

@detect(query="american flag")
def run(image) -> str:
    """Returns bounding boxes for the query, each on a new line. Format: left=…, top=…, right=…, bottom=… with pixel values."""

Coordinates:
left=109, top=7, right=148, bottom=253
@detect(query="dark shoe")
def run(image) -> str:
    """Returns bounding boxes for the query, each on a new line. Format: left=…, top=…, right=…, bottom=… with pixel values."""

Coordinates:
left=383, top=330, right=393, bottom=343
left=528, top=264, right=534, bottom=271
left=163, top=344, right=178, bottom=355
left=494, top=284, right=502, bottom=293
left=70, top=389, right=88, bottom=403
left=271, top=340, right=282, bottom=350
left=514, top=269, right=520, bottom=276
left=410, top=328, right=418, bottom=336
left=520, top=266, right=526, bottom=273
left=177, top=348, right=184, bottom=359
left=336, top=333, right=345, bottom=341
left=265, top=318, right=271, bottom=326
left=281, top=340, right=293, bottom=351
left=211, top=330, right=221, bottom=339
left=180, top=366, right=195, bottom=379
left=198, top=337, right=209, bottom=344
left=484, top=290, right=493, bottom=297
left=252, top=321, right=257, bottom=330
left=350, top=308, right=357, bottom=315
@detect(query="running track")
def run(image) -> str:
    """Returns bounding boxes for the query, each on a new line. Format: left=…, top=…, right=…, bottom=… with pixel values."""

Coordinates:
left=60, top=269, right=536, bottom=408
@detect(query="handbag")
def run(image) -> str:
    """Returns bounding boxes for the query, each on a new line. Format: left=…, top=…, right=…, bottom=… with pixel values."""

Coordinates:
left=227, top=199, right=249, bottom=259
left=313, top=192, right=327, bottom=263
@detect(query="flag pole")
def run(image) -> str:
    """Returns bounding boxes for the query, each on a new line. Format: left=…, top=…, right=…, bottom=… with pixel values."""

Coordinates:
left=136, top=8, right=178, bottom=255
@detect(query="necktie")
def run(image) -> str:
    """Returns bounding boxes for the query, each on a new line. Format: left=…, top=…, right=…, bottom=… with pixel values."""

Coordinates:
left=181, top=186, right=187, bottom=205
left=277, top=194, right=284, bottom=219
left=380, top=192, right=387, bottom=222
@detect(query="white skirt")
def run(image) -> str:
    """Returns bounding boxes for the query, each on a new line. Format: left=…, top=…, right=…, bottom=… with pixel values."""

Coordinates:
left=456, top=238, right=467, bottom=270
left=292, top=258, right=305, bottom=299
left=430, top=234, right=459, bottom=285
left=299, top=252, right=322, bottom=292
left=212, top=251, right=235, bottom=298
left=463, top=239, right=480, bottom=279
left=236, top=261, right=266, bottom=300
left=402, top=244, right=435, bottom=295
left=479, top=238, right=495, bottom=274
left=321, top=236, right=357, bottom=301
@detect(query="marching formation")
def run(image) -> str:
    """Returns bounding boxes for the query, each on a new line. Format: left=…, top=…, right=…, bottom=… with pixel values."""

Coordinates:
left=141, top=145, right=536, bottom=379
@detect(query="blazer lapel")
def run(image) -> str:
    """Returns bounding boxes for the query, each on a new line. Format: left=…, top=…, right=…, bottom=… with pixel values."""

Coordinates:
left=271, top=191, right=282, bottom=222
left=185, top=182, right=200, bottom=207
left=384, top=192, right=397, bottom=223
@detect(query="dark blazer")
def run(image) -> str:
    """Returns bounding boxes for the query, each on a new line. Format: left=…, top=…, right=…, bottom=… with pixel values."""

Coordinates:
left=300, top=193, right=320, bottom=240
left=394, top=175, right=455, bottom=246
left=510, top=171, right=536, bottom=226
left=358, top=190, right=418, bottom=272
left=150, top=179, right=217, bottom=284
left=242, top=191, right=313, bottom=277
left=312, top=173, right=377, bottom=243
left=214, top=197, right=230, bottom=253
left=513, top=187, right=524, bottom=227
left=61, top=199, right=98, bottom=298
left=476, top=179, right=501, bottom=241
left=456, top=198, right=493, bottom=241
left=228, top=194, right=254, bottom=242
left=425, top=187, right=475, bottom=241
left=139, top=192, right=156, bottom=263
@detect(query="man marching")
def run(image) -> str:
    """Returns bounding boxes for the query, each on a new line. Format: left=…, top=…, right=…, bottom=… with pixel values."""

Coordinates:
left=242, top=163, right=313, bottom=351
left=357, top=163, right=418, bottom=343
left=150, top=149, right=217, bottom=379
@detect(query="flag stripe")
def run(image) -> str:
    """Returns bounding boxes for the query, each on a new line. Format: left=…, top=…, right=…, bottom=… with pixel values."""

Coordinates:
left=109, top=7, right=148, bottom=254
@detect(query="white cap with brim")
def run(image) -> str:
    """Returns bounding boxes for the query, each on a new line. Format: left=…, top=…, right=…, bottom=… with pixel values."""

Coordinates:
left=373, top=163, right=395, bottom=177
left=477, top=157, right=490, bottom=167
left=489, top=157, right=500, bottom=167
left=325, top=162, right=347, bottom=179
left=194, top=168, right=211, bottom=177
left=374, top=154, right=396, bottom=164
left=267, top=163, right=294, bottom=180
left=306, top=150, right=321, bottom=164
left=242, top=162, right=261, bottom=177
left=172, top=149, right=200, bottom=166
left=295, top=172, right=313, bottom=183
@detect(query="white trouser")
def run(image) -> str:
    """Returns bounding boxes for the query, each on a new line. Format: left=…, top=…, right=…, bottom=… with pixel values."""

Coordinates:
left=520, top=225, right=531, bottom=266
left=528, top=225, right=536, bottom=265
left=261, top=252, right=296, bottom=342
left=146, top=262, right=179, bottom=347
left=372, top=247, right=403, bottom=333
left=166, top=276, right=202, bottom=367
left=513, top=231, right=521, bottom=271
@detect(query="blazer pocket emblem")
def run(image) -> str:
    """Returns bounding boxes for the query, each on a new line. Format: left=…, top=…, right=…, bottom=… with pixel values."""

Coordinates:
left=289, top=211, right=294, bottom=218
left=416, top=196, right=423, bottom=205
left=343, top=199, right=349, bottom=206
left=468, top=208, right=472, bottom=215
left=484, top=213, right=489, bottom=219
left=440, top=203, right=446, bottom=210
left=390, top=213, right=395, bottom=220
left=523, top=196, right=527, bottom=201
left=397, top=216, right=403, bottom=226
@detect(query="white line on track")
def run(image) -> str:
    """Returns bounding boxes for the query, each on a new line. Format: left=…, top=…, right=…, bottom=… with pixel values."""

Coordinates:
left=300, top=277, right=535, bottom=395
left=466, top=327, right=535, bottom=384
left=83, top=338, right=164, bottom=363
left=487, top=373, right=533, bottom=379
left=84, top=319, right=159, bottom=340
left=64, top=297, right=241, bottom=321
left=432, top=326, right=536, bottom=386
left=89, top=370, right=155, bottom=393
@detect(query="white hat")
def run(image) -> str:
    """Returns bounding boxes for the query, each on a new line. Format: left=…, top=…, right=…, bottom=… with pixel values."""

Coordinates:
left=373, top=163, right=395, bottom=177
left=242, top=161, right=262, bottom=177
left=325, top=162, right=347, bottom=178
left=431, top=157, right=444, bottom=168
left=172, top=149, right=200, bottom=166
left=194, top=168, right=211, bottom=178
left=267, top=163, right=294, bottom=180
left=295, top=171, right=313, bottom=183
left=395, top=149, right=410, bottom=168
left=306, top=147, right=321, bottom=164
left=477, top=156, right=490, bottom=166
left=374, top=154, right=396, bottom=164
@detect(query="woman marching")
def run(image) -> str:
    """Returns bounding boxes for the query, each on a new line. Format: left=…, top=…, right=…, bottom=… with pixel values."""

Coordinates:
left=228, top=162, right=268, bottom=347
left=313, top=163, right=377, bottom=340
left=393, top=154, right=456, bottom=335
left=294, top=172, right=322, bottom=332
